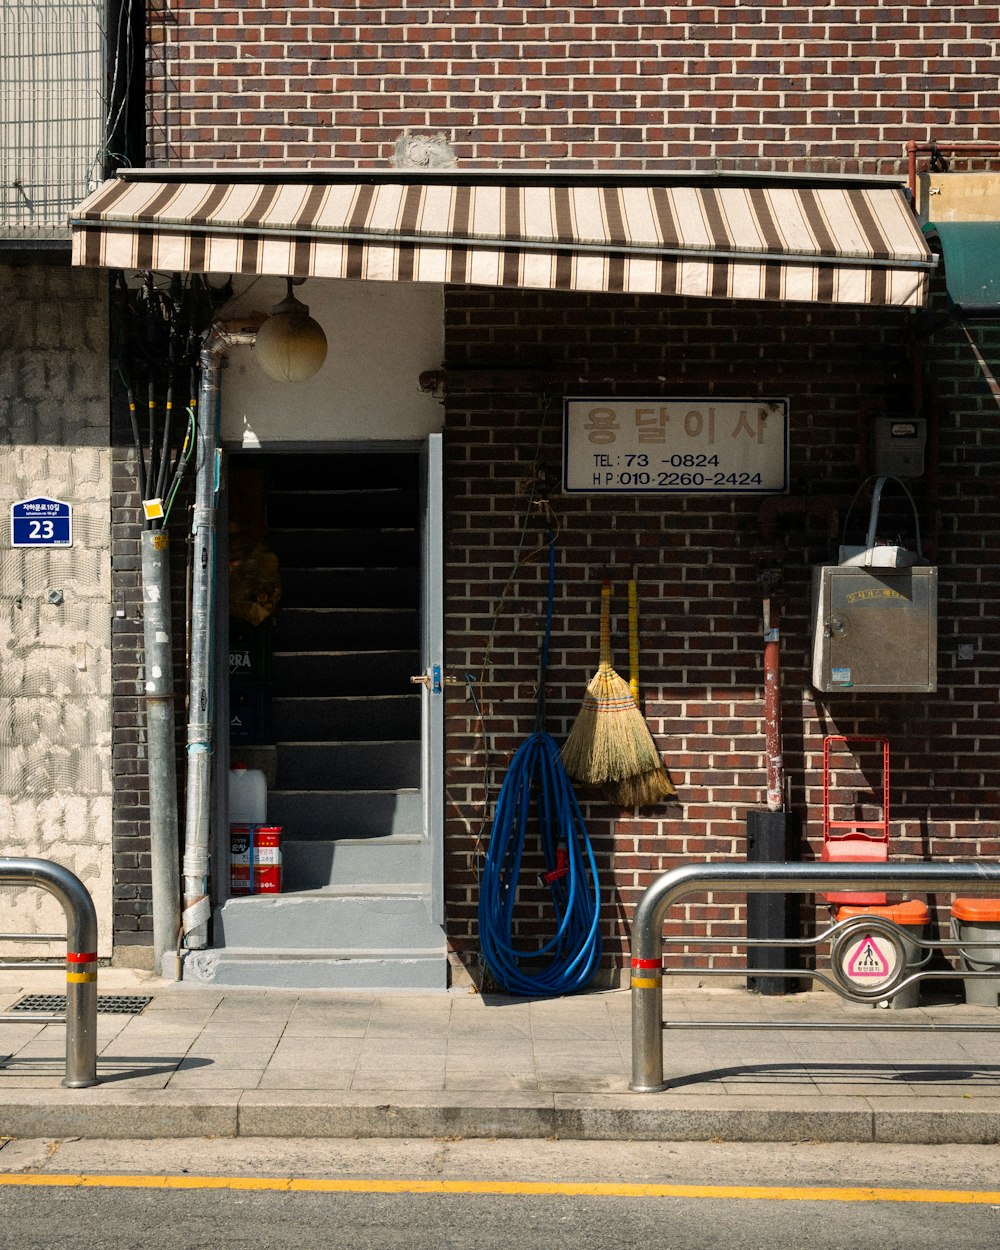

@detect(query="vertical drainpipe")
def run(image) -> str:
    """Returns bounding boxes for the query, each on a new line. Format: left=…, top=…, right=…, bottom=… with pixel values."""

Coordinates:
left=181, top=323, right=255, bottom=950
left=140, top=528, right=181, bottom=975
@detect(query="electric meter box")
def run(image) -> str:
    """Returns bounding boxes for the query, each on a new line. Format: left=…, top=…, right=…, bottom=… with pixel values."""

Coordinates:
left=871, top=417, right=926, bottom=478
left=811, top=565, right=938, bottom=693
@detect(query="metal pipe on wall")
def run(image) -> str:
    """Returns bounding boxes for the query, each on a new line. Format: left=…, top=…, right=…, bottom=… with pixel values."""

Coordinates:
left=140, top=529, right=181, bottom=975
left=181, top=324, right=256, bottom=952
left=906, top=139, right=1000, bottom=207
left=762, top=595, right=783, bottom=812
left=180, top=331, right=222, bottom=950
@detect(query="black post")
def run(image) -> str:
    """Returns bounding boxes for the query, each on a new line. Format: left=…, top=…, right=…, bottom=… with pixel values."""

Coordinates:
left=746, top=809, right=800, bottom=995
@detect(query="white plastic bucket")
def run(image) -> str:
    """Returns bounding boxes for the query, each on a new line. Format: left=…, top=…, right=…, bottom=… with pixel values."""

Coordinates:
left=229, top=762, right=266, bottom=825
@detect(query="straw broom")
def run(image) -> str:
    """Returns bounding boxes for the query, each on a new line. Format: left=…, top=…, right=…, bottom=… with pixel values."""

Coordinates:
left=560, top=580, right=664, bottom=786
left=602, top=578, right=678, bottom=807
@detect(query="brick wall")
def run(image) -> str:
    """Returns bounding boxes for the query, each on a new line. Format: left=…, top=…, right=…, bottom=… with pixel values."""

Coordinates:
left=441, top=283, right=1000, bottom=981
left=146, top=0, right=999, bottom=170
left=110, top=390, right=192, bottom=964
left=130, top=0, right=1000, bottom=977
left=110, top=435, right=150, bottom=958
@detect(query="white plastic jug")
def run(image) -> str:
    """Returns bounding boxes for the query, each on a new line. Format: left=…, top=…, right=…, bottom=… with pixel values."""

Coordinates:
left=229, top=762, right=266, bottom=825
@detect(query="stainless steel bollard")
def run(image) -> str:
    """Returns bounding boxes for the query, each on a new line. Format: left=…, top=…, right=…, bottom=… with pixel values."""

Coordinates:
left=0, top=857, right=99, bottom=1088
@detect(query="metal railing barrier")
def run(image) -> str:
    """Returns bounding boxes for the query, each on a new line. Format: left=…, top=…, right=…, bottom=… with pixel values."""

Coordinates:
left=0, top=857, right=99, bottom=1088
left=630, top=860, right=1000, bottom=1093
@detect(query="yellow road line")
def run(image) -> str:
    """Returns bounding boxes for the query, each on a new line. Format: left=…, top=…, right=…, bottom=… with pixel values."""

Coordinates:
left=0, top=1174, right=998, bottom=1205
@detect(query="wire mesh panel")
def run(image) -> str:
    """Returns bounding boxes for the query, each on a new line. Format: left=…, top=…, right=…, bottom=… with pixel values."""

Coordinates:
left=0, top=0, right=108, bottom=239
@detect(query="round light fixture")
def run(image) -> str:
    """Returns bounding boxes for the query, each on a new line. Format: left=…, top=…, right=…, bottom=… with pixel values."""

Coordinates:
left=253, top=278, right=328, bottom=383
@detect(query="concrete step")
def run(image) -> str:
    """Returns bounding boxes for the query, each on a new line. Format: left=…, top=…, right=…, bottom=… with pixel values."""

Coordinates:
left=181, top=946, right=448, bottom=991
left=267, top=487, right=419, bottom=528
left=267, top=788, right=422, bottom=838
left=268, top=529, right=419, bottom=568
left=280, top=566, right=420, bottom=607
left=266, top=450, right=418, bottom=494
left=275, top=741, right=420, bottom=790
left=271, top=695, right=420, bottom=742
left=281, top=835, right=425, bottom=890
left=215, top=885, right=443, bottom=950
left=274, top=607, right=419, bottom=650
left=270, top=649, right=419, bottom=696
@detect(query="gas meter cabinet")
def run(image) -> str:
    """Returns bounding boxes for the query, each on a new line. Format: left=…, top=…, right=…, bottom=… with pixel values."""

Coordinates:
left=812, top=475, right=937, bottom=693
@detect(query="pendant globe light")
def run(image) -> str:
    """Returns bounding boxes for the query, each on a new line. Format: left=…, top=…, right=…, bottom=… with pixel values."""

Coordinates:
left=253, top=277, right=328, bottom=382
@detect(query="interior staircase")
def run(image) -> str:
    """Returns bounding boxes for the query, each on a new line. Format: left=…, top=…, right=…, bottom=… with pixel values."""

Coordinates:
left=185, top=451, right=447, bottom=991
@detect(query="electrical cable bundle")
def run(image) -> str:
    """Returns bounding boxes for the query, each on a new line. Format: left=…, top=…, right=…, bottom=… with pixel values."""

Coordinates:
left=477, top=538, right=602, bottom=997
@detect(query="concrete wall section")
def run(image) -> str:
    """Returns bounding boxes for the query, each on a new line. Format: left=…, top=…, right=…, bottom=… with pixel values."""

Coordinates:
left=0, top=260, right=112, bottom=956
left=219, top=279, right=445, bottom=446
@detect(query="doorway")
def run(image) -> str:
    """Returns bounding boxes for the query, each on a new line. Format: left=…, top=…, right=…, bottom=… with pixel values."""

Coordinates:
left=208, top=440, right=446, bottom=989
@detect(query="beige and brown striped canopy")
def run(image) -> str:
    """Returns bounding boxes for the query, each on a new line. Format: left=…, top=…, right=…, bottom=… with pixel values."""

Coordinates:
left=71, top=173, right=934, bottom=307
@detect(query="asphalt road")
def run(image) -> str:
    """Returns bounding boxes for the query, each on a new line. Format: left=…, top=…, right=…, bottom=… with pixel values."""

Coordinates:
left=1, top=1138, right=997, bottom=1250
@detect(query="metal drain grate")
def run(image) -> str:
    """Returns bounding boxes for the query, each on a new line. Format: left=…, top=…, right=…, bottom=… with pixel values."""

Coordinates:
left=9, top=994, right=152, bottom=1015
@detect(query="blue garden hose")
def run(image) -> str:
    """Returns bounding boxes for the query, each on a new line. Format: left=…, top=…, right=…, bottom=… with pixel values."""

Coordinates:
left=477, top=538, right=602, bottom=996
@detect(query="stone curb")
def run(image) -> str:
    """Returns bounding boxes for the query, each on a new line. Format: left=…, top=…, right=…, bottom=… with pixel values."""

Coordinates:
left=2, top=1091, right=999, bottom=1145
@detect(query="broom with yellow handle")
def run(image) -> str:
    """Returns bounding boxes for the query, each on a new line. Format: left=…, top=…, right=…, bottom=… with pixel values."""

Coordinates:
left=602, top=578, right=678, bottom=807
left=560, top=580, right=664, bottom=786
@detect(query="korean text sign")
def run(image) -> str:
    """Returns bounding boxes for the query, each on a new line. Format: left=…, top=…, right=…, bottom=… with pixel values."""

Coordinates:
left=563, top=398, right=788, bottom=494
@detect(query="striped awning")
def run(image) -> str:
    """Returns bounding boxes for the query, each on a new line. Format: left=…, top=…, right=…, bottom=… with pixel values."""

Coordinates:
left=70, top=172, right=935, bottom=308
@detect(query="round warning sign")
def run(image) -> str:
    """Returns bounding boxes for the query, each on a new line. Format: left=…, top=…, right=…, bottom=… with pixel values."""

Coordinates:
left=831, top=918, right=907, bottom=1000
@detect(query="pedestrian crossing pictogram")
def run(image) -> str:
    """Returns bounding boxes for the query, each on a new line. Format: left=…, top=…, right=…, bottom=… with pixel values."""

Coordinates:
left=847, top=936, right=889, bottom=978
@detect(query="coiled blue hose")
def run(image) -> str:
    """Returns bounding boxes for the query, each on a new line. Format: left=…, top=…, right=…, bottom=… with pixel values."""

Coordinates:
left=477, top=538, right=602, bottom=996
left=477, top=730, right=602, bottom=996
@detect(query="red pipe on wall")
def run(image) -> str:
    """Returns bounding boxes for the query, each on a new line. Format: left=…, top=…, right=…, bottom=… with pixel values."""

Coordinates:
left=763, top=596, right=783, bottom=813
left=756, top=495, right=851, bottom=816
left=907, top=139, right=1000, bottom=207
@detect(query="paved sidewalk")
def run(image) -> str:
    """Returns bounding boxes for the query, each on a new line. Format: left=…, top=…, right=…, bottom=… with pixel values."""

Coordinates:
left=1, top=968, right=998, bottom=1144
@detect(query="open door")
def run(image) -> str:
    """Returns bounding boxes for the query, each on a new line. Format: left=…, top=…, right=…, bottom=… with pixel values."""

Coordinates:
left=418, top=432, right=445, bottom=925
left=199, top=441, right=448, bottom=989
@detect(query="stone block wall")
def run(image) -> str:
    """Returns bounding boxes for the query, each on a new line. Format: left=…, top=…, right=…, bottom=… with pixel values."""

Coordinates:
left=0, top=259, right=113, bottom=956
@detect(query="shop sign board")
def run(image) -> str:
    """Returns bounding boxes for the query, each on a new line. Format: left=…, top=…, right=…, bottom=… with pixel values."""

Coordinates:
left=563, top=397, right=788, bottom=494
left=10, top=496, right=73, bottom=547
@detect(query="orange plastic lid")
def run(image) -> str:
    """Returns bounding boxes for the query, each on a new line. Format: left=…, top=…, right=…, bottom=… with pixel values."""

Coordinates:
left=835, top=899, right=930, bottom=925
left=951, top=897, right=1000, bottom=923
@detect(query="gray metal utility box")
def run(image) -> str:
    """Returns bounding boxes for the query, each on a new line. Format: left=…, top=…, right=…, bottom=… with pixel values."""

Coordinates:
left=811, top=565, right=938, bottom=693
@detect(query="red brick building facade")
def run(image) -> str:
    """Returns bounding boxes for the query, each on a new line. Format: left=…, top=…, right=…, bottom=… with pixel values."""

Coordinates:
left=99, top=1, right=1000, bottom=985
